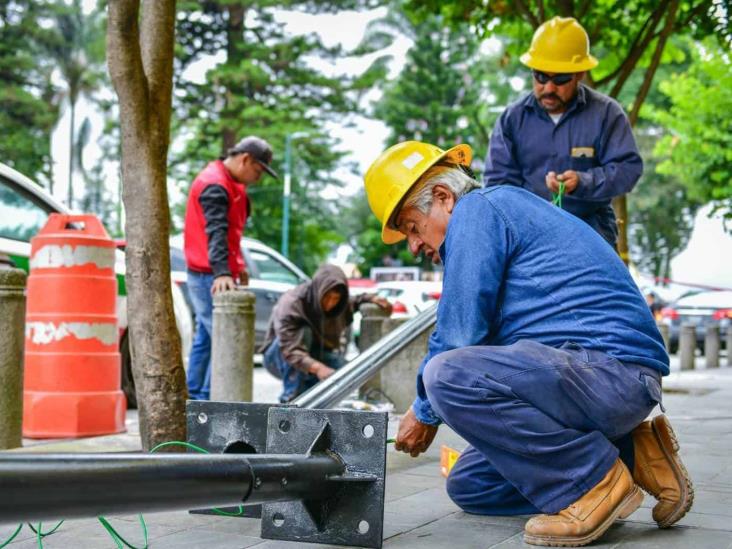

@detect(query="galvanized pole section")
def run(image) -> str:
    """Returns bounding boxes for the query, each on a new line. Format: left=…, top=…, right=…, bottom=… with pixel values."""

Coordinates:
left=705, top=325, right=720, bottom=369
left=0, top=268, right=26, bottom=450
left=656, top=323, right=670, bottom=353
left=679, top=324, right=696, bottom=371
left=211, top=289, right=255, bottom=402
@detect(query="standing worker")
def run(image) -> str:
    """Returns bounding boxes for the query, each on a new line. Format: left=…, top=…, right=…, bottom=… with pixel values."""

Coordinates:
left=261, top=264, right=392, bottom=403
left=484, top=16, right=643, bottom=248
left=364, top=141, right=692, bottom=547
left=184, top=136, right=278, bottom=400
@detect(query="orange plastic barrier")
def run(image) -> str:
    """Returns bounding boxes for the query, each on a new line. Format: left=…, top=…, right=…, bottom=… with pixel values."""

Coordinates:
left=23, top=214, right=125, bottom=438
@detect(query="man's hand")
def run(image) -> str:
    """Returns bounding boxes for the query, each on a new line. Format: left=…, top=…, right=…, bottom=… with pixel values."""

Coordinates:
left=309, top=362, right=335, bottom=381
left=239, top=270, right=249, bottom=287
left=211, top=275, right=236, bottom=294
left=394, top=407, right=439, bottom=457
left=546, top=170, right=579, bottom=194
left=371, top=296, right=393, bottom=316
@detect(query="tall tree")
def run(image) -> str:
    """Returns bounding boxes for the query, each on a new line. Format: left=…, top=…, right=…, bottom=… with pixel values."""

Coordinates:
left=46, top=0, right=106, bottom=208
left=648, top=38, right=732, bottom=221
left=0, top=0, right=61, bottom=186
left=405, top=0, right=730, bottom=264
left=107, top=0, right=186, bottom=450
left=170, top=1, right=385, bottom=270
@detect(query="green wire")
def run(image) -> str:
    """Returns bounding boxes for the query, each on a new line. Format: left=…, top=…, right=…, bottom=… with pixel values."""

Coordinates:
left=386, top=438, right=396, bottom=444
left=552, top=180, right=566, bottom=208
left=0, top=524, right=22, bottom=548
left=29, top=521, right=65, bottom=548
left=97, top=515, right=148, bottom=549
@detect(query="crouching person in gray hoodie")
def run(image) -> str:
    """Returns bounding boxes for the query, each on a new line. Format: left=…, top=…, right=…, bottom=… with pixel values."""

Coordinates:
left=261, top=264, right=392, bottom=402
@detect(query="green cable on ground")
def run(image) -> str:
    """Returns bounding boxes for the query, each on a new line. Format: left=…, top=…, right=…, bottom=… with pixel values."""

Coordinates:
left=0, top=524, right=22, bottom=548
left=97, top=515, right=148, bottom=549
left=552, top=180, right=566, bottom=208
left=29, top=520, right=65, bottom=549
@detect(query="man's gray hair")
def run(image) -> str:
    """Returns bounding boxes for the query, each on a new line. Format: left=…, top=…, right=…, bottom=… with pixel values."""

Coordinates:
left=389, top=165, right=480, bottom=229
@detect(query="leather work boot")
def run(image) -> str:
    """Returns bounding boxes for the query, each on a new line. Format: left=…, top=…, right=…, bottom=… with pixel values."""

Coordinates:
left=524, top=458, right=643, bottom=547
left=632, top=414, right=694, bottom=528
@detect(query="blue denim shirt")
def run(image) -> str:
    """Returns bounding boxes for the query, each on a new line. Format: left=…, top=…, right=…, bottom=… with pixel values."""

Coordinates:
left=412, top=187, right=668, bottom=425
left=483, top=85, right=643, bottom=247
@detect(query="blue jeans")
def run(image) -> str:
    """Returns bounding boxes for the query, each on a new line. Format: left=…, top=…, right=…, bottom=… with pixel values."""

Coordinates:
left=263, top=336, right=345, bottom=403
left=424, top=340, right=662, bottom=515
left=186, top=270, right=214, bottom=400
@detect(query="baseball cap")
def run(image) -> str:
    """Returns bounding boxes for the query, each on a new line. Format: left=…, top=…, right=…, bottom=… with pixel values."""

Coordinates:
left=227, top=136, right=278, bottom=179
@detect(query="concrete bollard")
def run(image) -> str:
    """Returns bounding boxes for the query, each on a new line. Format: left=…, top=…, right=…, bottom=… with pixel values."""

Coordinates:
left=210, top=290, right=255, bottom=402
left=705, top=325, right=720, bottom=369
left=656, top=323, right=670, bottom=353
left=727, top=325, right=732, bottom=368
left=0, top=268, right=27, bottom=449
left=679, top=324, right=697, bottom=371
left=358, top=303, right=392, bottom=399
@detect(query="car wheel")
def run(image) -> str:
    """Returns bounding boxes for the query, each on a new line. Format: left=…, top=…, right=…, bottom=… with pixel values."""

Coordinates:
left=120, top=332, right=137, bottom=409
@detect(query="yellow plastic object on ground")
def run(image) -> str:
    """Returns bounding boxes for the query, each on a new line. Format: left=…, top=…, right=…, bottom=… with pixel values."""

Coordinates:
left=519, top=16, right=598, bottom=73
left=440, top=444, right=462, bottom=477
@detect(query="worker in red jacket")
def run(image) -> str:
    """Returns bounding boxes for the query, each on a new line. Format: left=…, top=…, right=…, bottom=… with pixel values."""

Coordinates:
left=183, top=136, right=277, bottom=400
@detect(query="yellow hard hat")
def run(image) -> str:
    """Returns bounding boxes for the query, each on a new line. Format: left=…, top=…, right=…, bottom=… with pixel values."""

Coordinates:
left=364, top=141, right=472, bottom=244
left=520, top=16, right=598, bottom=73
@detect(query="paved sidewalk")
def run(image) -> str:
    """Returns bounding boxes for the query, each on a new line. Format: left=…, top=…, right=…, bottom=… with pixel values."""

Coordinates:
left=3, top=360, right=732, bottom=548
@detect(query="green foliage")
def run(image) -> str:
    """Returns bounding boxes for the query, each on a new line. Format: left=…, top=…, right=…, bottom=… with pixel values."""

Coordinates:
left=171, top=0, right=386, bottom=271
left=628, top=133, right=700, bottom=279
left=648, top=39, right=732, bottom=221
left=371, top=9, right=520, bottom=155
left=0, top=1, right=62, bottom=185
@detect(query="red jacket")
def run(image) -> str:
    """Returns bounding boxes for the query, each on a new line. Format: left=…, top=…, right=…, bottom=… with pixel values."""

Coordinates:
left=184, top=160, right=248, bottom=279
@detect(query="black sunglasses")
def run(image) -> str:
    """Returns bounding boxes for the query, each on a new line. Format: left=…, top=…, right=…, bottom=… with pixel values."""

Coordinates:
left=532, top=70, right=574, bottom=86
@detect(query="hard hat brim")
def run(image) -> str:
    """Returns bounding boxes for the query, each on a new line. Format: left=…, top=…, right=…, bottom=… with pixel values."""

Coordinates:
left=380, top=143, right=473, bottom=244
left=520, top=52, right=598, bottom=73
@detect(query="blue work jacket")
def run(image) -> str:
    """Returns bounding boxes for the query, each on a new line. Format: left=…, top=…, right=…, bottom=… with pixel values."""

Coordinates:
left=412, top=187, right=668, bottom=425
left=483, top=85, right=643, bottom=247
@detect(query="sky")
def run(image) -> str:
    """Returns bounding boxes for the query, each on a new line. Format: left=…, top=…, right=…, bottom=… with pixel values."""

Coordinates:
left=49, top=4, right=732, bottom=290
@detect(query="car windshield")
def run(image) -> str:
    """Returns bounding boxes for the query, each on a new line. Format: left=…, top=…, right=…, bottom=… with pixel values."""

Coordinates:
left=0, top=176, right=52, bottom=241
left=248, top=249, right=303, bottom=285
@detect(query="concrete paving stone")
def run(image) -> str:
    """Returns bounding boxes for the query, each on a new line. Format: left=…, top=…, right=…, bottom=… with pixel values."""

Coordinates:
left=384, top=514, right=521, bottom=549
left=113, top=509, right=227, bottom=528
left=151, top=526, right=263, bottom=548
left=384, top=471, right=444, bottom=502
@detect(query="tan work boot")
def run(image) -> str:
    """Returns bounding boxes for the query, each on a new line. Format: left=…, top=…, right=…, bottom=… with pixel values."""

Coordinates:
left=524, top=458, right=643, bottom=547
left=632, top=414, right=694, bottom=528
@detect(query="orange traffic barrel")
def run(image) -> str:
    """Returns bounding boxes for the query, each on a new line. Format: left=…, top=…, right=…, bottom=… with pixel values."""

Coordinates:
left=23, top=214, right=126, bottom=438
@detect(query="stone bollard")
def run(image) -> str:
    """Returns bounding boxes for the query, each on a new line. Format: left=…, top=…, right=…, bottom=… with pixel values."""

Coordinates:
left=705, top=325, right=720, bottom=369
left=358, top=303, right=392, bottom=399
left=679, top=324, right=697, bottom=371
left=727, top=325, right=732, bottom=368
left=210, top=290, right=255, bottom=402
left=656, top=323, right=670, bottom=353
left=0, top=268, right=27, bottom=449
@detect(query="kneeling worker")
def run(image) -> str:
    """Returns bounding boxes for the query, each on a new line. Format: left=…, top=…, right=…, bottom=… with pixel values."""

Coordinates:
left=261, top=264, right=392, bottom=402
left=363, top=141, right=693, bottom=547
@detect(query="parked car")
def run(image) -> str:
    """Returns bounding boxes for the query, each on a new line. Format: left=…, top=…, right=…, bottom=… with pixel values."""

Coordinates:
left=375, top=280, right=442, bottom=319
left=0, top=161, right=192, bottom=408
left=169, top=234, right=310, bottom=350
left=660, top=290, right=732, bottom=353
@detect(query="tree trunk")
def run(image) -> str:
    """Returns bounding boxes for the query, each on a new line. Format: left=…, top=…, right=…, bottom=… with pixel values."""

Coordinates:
left=107, top=0, right=186, bottom=451
left=221, top=4, right=246, bottom=152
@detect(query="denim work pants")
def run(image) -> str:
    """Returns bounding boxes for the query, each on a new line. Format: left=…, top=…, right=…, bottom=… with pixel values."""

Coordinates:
left=186, top=270, right=214, bottom=400
left=424, top=340, right=662, bottom=515
left=263, top=336, right=345, bottom=402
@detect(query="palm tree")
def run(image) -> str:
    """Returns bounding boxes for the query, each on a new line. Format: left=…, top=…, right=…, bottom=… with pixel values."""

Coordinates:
left=46, top=0, right=104, bottom=208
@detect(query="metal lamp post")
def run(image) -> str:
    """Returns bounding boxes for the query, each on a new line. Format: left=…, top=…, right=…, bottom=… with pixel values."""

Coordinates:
left=281, top=131, right=309, bottom=258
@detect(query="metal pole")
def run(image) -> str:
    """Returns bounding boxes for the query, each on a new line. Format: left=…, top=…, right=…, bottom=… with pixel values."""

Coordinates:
left=0, top=268, right=26, bottom=450
left=727, top=325, right=732, bottom=367
left=211, top=289, right=255, bottom=402
left=0, top=452, right=343, bottom=525
left=679, top=324, right=696, bottom=371
left=705, top=325, right=720, bottom=369
left=294, top=304, right=437, bottom=409
left=281, top=134, right=292, bottom=258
